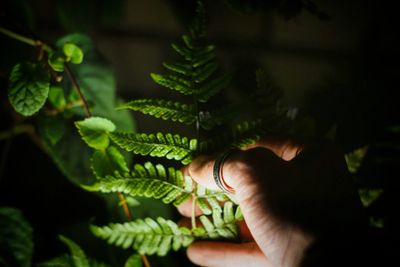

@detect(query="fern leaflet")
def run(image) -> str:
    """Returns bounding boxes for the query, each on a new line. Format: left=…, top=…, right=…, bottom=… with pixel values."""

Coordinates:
left=118, top=99, right=196, bottom=125
left=110, top=132, right=197, bottom=164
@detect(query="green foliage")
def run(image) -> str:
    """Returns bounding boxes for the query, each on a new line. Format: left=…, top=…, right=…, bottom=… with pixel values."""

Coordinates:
left=0, top=207, right=33, bottom=267
left=91, top=202, right=240, bottom=256
left=91, top=146, right=129, bottom=178
left=110, top=132, right=196, bottom=164
left=48, top=51, right=65, bottom=72
left=124, top=254, right=142, bottom=267
left=63, top=43, right=84, bottom=64
left=48, top=86, right=67, bottom=109
left=118, top=99, right=196, bottom=125
left=8, top=62, right=50, bottom=116
left=75, top=117, right=116, bottom=150
left=82, top=162, right=192, bottom=206
left=58, top=235, right=90, bottom=267
left=38, top=235, right=109, bottom=267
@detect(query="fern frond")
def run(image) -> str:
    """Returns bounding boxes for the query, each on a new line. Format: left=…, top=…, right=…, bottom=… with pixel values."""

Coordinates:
left=110, top=132, right=197, bottom=164
left=118, top=99, right=196, bottom=125
left=199, top=119, right=268, bottom=153
left=90, top=217, right=194, bottom=256
left=150, top=73, right=193, bottom=96
left=82, top=175, right=191, bottom=206
left=198, top=202, right=239, bottom=239
left=58, top=235, right=90, bottom=267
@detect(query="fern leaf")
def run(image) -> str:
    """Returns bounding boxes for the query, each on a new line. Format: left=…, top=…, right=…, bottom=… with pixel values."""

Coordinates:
left=90, top=217, right=194, bottom=256
left=150, top=73, right=193, bottom=96
left=118, top=99, right=196, bottom=125
left=196, top=74, right=230, bottom=102
left=58, top=235, right=90, bottom=267
left=198, top=202, right=239, bottom=239
left=124, top=254, right=142, bottom=267
left=82, top=163, right=192, bottom=206
left=110, top=132, right=196, bottom=164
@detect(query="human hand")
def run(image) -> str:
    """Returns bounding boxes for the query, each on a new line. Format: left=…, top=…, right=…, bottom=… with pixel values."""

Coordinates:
left=178, top=137, right=362, bottom=267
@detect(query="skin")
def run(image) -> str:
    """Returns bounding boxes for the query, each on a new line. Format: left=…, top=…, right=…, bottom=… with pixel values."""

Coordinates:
left=178, top=137, right=362, bottom=267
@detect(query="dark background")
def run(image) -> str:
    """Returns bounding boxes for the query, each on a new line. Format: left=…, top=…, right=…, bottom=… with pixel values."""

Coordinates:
left=1, top=0, right=399, bottom=266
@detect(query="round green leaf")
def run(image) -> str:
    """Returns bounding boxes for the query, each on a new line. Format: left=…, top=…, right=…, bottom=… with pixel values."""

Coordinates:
left=63, top=43, right=84, bottom=64
left=8, top=62, right=50, bottom=116
left=75, top=117, right=116, bottom=150
left=48, top=51, right=65, bottom=72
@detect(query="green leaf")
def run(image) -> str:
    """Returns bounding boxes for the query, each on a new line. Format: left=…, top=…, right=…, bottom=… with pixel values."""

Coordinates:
left=82, top=173, right=191, bottom=206
left=124, top=254, right=143, bottom=267
left=118, top=99, right=196, bottom=125
left=75, top=117, right=116, bottom=150
left=150, top=73, right=193, bottom=96
left=37, top=254, right=74, bottom=267
left=0, top=207, right=33, bottom=267
left=110, top=132, right=196, bottom=164
left=48, top=51, right=65, bottom=72
left=91, top=146, right=129, bottom=178
left=42, top=115, right=66, bottom=145
left=56, top=34, right=95, bottom=60
left=48, top=86, right=67, bottom=109
left=8, top=62, right=50, bottom=116
left=90, top=217, right=194, bottom=256
left=58, top=235, right=90, bottom=267
left=63, top=43, right=84, bottom=64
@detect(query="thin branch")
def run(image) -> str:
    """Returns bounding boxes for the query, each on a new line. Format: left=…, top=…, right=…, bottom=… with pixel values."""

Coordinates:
left=64, top=64, right=92, bottom=118
left=0, top=124, right=34, bottom=141
left=117, top=192, right=133, bottom=221
left=0, top=26, right=51, bottom=51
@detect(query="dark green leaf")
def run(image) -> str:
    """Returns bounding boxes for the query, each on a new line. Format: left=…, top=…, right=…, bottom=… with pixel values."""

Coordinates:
left=124, top=254, right=143, bottom=267
left=8, top=62, right=50, bottom=116
left=48, top=51, right=65, bottom=72
left=58, top=235, right=90, bottom=267
left=48, top=85, right=67, bottom=109
left=0, top=207, right=33, bottom=267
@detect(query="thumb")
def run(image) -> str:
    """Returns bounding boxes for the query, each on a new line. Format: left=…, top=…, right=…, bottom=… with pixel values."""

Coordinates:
left=187, top=241, right=269, bottom=267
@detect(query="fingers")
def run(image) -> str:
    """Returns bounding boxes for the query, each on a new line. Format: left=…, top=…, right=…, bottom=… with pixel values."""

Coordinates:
left=187, top=241, right=269, bottom=267
left=188, top=147, right=282, bottom=199
left=246, top=136, right=304, bottom=161
left=176, top=197, right=204, bottom=217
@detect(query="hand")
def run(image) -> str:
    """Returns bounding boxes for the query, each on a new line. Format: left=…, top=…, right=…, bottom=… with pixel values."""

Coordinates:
left=178, top=137, right=362, bottom=267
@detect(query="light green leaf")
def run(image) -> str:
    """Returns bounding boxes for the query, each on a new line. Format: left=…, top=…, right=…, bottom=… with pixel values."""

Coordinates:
left=8, top=62, right=50, bottom=116
left=91, top=146, right=129, bottom=178
left=63, top=43, right=84, bottom=64
left=75, top=117, right=116, bottom=150
left=48, top=51, right=65, bottom=72
left=58, top=235, right=90, bottom=267
left=48, top=86, right=67, bottom=109
left=0, top=207, right=33, bottom=267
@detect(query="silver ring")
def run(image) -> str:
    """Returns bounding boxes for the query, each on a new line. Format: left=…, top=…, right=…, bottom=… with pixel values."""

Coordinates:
left=213, top=149, right=238, bottom=193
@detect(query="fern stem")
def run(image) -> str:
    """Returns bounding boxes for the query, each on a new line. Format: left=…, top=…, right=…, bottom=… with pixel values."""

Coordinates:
left=191, top=195, right=197, bottom=229
left=64, top=64, right=92, bottom=118
left=117, top=192, right=133, bottom=221
left=142, top=255, right=151, bottom=267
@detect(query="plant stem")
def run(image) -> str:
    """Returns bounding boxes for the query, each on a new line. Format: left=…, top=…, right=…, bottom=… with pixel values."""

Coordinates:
left=117, top=192, right=133, bottom=221
left=0, top=124, right=34, bottom=141
left=191, top=195, right=197, bottom=229
left=0, top=26, right=51, bottom=51
left=64, top=64, right=92, bottom=118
